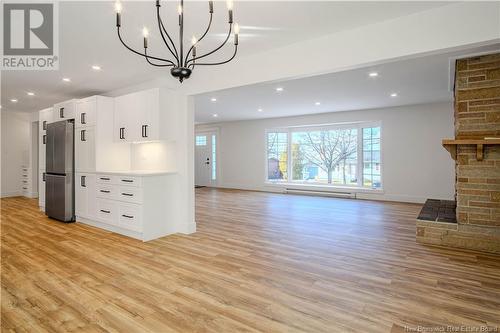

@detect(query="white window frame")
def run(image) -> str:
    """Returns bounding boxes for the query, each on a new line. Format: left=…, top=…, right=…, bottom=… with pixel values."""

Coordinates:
left=265, top=121, right=383, bottom=190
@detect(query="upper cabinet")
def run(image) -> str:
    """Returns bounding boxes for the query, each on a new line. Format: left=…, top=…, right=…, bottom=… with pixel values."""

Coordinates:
left=114, top=88, right=168, bottom=142
left=54, top=99, right=77, bottom=121
left=76, top=97, right=97, bottom=128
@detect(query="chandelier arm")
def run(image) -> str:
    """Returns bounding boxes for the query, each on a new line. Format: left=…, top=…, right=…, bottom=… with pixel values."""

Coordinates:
left=117, top=27, right=175, bottom=65
left=157, top=6, right=179, bottom=64
left=183, top=12, right=213, bottom=66
left=189, top=44, right=238, bottom=68
left=145, top=48, right=174, bottom=67
left=186, top=23, right=232, bottom=66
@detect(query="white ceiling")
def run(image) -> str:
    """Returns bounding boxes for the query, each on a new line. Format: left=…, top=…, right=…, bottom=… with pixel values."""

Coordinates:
left=194, top=44, right=500, bottom=123
left=1, top=1, right=453, bottom=113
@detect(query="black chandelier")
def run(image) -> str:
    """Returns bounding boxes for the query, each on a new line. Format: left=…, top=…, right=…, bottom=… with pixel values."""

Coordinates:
left=115, top=0, right=239, bottom=82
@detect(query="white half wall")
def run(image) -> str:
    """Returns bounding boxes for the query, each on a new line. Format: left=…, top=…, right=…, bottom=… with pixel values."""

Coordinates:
left=1, top=111, right=30, bottom=197
left=196, top=102, right=455, bottom=203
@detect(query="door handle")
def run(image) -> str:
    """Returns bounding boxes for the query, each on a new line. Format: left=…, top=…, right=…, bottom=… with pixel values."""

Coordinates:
left=142, top=125, right=148, bottom=138
left=121, top=179, right=133, bottom=183
left=122, top=214, right=134, bottom=219
left=119, top=127, right=125, bottom=140
left=42, top=173, right=46, bottom=181
left=43, top=135, right=46, bottom=144
left=42, top=121, right=47, bottom=130
left=81, top=176, right=86, bottom=187
left=60, top=107, right=64, bottom=118
left=121, top=193, right=133, bottom=196
left=100, top=209, right=111, bottom=214
left=81, top=129, right=86, bottom=142
left=100, top=177, right=110, bottom=181
left=81, top=112, right=86, bottom=124
left=100, top=190, right=110, bottom=193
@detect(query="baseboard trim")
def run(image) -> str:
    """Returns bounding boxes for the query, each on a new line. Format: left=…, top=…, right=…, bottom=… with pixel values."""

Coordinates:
left=212, top=183, right=449, bottom=204
left=1, top=191, right=22, bottom=198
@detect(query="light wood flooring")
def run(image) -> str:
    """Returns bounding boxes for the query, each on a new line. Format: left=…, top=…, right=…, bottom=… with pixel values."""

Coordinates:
left=1, top=188, right=500, bottom=332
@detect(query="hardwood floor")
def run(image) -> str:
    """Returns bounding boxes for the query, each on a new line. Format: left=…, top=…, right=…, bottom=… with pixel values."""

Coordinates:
left=2, top=188, right=500, bottom=333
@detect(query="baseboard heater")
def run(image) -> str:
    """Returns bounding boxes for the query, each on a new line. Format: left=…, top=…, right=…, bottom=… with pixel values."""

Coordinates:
left=285, top=188, right=356, bottom=199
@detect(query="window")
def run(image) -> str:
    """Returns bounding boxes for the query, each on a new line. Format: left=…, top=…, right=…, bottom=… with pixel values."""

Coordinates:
left=195, top=135, right=207, bottom=146
left=267, top=132, right=288, bottom=181
left=266, top=124, right=382, bottom=189
left=211, top=134, right=217, bottom=180
left=362, top=127, right=381, bottom=188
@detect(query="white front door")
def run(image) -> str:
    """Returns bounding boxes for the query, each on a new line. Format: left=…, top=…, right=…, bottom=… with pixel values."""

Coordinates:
left=195, top=132, right=216, bottom=186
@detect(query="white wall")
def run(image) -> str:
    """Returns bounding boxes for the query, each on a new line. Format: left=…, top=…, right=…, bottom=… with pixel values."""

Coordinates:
left=196, top=102, right=455, bottom=203
left=1, top=111, right=31, bottom=197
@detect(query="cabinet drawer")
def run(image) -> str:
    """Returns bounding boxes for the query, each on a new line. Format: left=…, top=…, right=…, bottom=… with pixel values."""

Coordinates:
left=117, top=176, right=141, bottom=187
left=96, top=199, right=118, bottom=225
left=117, top=186, right=142, bottom=204
left=96, top=174, right=116, bottom=184
left=96, top=185, right=116, bottom=200
left=118, top=203, right=142, bottom=232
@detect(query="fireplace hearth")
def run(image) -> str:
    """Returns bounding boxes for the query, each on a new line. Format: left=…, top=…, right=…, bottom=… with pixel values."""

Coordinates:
left=417, top=199, right=457, bottom=223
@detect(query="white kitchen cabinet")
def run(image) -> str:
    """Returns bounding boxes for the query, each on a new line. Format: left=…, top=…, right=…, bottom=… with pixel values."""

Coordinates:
left=114, top=88, right=168, bottom=142
left=75, top=126, right=96, bottom=172
left=39, top=170, right=46, bottom=209
left=53, top=99, right=77, bottom=121
left=76, top=96, right=97, bottom=128
left=75, top=173, right=96, bottom=220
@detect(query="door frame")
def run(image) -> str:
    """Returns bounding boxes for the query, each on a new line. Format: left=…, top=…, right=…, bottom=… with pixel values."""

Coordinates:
left=195, top=128, right=220, bottom=187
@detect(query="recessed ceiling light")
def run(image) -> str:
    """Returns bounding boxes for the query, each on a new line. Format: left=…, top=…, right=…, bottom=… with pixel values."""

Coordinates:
left=62, top=78, right=71, bottom=82
left=276, top=87, right=284, bottom=92
left=211, top=98, right=217, bottom=102
left=213, top=114, right=218, bottom=117
left=10, top=99, right=18, bottom=103
left=390, top=93, right=398, bottom=97
left=91, top=65, right=101, bottom=71
left=369, top=72, right=378, bottom=77
left=27, top=92, right=35, bottom=96
left=315, top=102, right=321, bottom=106
left=257, top=108, right=263, bottom=112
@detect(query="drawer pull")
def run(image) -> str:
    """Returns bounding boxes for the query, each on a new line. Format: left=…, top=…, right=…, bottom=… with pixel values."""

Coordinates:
left=100, top=209, right=111, bottom=214
left=121, top=193, right=133, bottom=197
left=100, top=177, right=110, bottom=181
left=100, top=190, right=110, bottom=193
left=22, top=187, right=27, bottom=190
left=121, top=179, right=133, bottom=183
left=122, top=214, right=134, bottom=219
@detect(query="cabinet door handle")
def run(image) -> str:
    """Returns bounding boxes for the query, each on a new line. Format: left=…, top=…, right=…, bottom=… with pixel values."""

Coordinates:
left=122, top=214, right=134, bottom=219
left=100, top=177, right=110, bottom=181
left=100, top=190, right=110, bottom=193
left=121, top=193, right=133, bottom=197
left=81, top=112, right=86, bottom=124
left=81, top=129, right=86, bottom=142
left=121, top=179, right=133, bottom=183
left=100, top=209, right=111, bottom=214
left=60, top=107, right=64, bottom=118
left=119, top=127, right=125, bottom=140
left=42, top=173, right=46, bottom=181
left=22, top=187, right=27, bottom=190
left=43, top=135, right=46, bottom=144
left=142, top=125, right=148, bottom=138
left=43, top=121, right=47, bottom=130
left=81, top=176, right=86, bottom=187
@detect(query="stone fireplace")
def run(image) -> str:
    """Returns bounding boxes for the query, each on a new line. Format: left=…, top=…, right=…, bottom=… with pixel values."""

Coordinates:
left=416, top=52, right=500, bottom=253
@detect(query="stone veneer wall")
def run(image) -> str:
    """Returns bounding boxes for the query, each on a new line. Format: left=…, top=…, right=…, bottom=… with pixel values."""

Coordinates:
left=417, top=53, right=500, bottom=253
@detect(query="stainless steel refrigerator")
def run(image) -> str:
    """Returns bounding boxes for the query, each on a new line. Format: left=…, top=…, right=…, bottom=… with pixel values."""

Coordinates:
left=45, top=120, right=75, bottom=222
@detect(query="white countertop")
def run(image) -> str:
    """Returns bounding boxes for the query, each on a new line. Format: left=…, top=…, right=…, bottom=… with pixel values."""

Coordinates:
left=95, top=170, right=177, bottom=176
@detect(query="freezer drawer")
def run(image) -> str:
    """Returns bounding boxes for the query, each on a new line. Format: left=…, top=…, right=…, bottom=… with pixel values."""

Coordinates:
left=45, top=174, right=74, bottom=222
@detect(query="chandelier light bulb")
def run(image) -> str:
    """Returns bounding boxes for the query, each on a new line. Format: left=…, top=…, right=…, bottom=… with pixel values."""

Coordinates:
left=142, top=27, right=149, bottom=38
left=114, top=1, right=122, bottom=13
left=226, top=0, right=234, bottom=11
left=177, top=4, right=183, bottom=15
left=191, top=36, right=197, bottom=45
left=234, top=23, right=240, bottom=34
